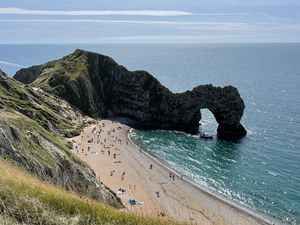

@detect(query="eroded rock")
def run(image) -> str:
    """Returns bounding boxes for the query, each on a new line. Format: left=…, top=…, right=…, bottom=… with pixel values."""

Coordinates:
left=14, top=49, right=247, bottom=140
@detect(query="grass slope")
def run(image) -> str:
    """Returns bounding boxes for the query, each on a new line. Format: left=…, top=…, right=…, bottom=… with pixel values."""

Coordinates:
left=0, top=70, right=82, bottom=138
left=1, top=71, right=124, bottom=208
left=0, top=160, right=185, bottom=225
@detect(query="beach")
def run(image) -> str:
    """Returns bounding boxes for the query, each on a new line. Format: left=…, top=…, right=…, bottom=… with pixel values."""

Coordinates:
left=71, top=120, right=277, bottom=225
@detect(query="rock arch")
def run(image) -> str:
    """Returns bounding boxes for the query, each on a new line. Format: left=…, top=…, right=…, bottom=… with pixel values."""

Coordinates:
left=14, top=49, right=247, bottom=140
left=176, top=85, right=247, bottom=139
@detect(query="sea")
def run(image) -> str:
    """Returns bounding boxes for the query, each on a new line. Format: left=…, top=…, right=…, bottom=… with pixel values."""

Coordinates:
left=0, top=43, right=299, bottom=224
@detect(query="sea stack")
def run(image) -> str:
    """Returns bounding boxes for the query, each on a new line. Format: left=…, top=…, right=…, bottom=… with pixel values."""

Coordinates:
left=14, top=49, right=247, bottom=140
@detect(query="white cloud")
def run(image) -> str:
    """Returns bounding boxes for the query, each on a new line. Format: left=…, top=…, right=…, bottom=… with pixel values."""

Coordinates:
left=0, top=8, right=193, bottom=16
left=0, top=60, right=25, bottom=68
left=0, top=19, right=244, bottom=26
left=0, top=8, right=264, bottom=18
left=2, top=19, right=299, bottom=32
left=90, top=35, right=251, bottom=43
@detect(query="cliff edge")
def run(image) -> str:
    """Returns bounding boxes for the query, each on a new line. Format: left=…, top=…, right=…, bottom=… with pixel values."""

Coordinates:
left=14, top=49, right=247, bottom=140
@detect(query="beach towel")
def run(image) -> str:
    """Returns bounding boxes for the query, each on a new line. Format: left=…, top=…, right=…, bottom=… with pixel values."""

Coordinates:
left=128, top=199, right=137, bottom=205
left=128, top=198, right=144, bottom=206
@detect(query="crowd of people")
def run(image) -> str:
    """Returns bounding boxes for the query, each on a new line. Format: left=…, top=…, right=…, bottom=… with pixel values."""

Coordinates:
left=72, top=120, right=185, bottom=219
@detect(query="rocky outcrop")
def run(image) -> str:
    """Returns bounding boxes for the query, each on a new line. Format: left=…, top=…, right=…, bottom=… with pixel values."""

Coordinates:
left=14, top=49, right=247, bottom=140
left=0, top=70, right=122, bottom=208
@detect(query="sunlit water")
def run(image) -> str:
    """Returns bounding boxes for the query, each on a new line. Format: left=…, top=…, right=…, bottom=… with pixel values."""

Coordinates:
left=1, top=43, right=299, bottom=224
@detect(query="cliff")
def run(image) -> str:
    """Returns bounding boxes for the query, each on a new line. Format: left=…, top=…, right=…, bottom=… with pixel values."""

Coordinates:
left=0, top=69, right=122, bottom=208
left=14, top=49, right=247, bottom=139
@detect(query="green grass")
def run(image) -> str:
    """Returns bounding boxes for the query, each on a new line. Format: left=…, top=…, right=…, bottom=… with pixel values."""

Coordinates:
left=0, top=76, right=82, bottom=137
left=0, top=160, right=186, bottom=225
left=68, top=62, right=87, bottom=81
left=0, top=109, right=90, bottom=173
left=0, top=112, right=55, bottom=168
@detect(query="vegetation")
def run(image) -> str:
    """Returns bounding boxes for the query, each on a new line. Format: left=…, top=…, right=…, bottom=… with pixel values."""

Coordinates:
left=0, top=160, right=185, bottom=225
left=0, top=64, right=186, bottom=225
left=1, top=70, right=123, bottom=210
left=0, top=110, right=74, bottom=168
left=0, top=73, right=82, bottom=137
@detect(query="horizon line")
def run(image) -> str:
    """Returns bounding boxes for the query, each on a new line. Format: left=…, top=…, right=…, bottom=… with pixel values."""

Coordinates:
left=0, top=41, right=299, bottom=45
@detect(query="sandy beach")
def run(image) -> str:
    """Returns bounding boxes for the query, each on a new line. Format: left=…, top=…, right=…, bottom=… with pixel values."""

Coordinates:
left=71, top=120, right=277, bottom=225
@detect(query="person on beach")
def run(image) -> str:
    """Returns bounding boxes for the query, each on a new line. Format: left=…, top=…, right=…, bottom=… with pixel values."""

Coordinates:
left=172, top=174, right=175, bottom=181
left=108, top=150, right=110, bottom=156
left=159, top=212, right=165, bottom=217
left=121, top=171, right=126, bottom=181
left=113, top=153, right=116, bottom=159
left=156, top=191, right=160, bottom=198
left=149, top=164, right=153, bottom=170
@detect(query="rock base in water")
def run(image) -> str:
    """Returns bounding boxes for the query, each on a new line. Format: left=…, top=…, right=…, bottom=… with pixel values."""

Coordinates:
left=14, top=49, right=247, bottom=140
left=217, top=123, right=247, bottom=140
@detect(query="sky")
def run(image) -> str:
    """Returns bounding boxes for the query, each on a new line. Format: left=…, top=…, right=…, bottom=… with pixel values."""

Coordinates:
left=0, top=0, right=300, bottom=43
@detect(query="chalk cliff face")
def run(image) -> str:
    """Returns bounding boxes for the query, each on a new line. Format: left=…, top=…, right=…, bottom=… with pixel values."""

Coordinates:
left=14, top=49, right=247, bottom=140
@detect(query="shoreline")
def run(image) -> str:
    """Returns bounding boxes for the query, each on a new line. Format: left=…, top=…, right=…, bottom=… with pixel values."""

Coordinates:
left=72, top=120, right=284, bottom=225
left=128, top=128, right=282, bottom=225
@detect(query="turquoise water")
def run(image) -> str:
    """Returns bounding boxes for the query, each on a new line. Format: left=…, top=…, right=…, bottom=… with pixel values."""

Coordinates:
left=0, top=43, right=299, bottom=224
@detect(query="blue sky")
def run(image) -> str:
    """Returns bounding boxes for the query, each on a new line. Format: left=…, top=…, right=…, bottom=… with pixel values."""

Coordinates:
left=0, top=0, right=299, bottom=43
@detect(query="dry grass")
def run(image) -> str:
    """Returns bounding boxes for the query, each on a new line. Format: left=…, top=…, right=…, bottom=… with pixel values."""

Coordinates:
left=0, top=160, right=187, bottom=225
